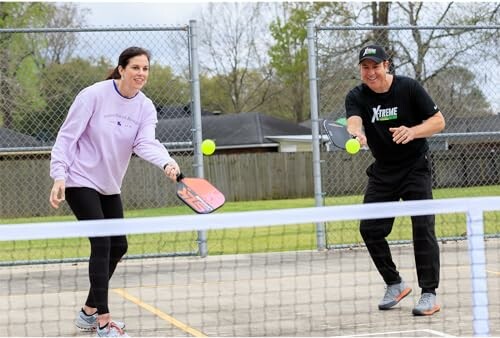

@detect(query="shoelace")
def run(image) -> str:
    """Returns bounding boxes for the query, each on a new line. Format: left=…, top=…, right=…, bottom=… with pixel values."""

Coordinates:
left=110, top=322, right=125, bottom=335
left=103, top=321, right=125, bottom=336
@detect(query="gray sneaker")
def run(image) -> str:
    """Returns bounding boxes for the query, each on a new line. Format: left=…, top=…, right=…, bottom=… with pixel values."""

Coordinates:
left=75, top=309, right=125, bottom=331
left=412, top=293, right=441, bottom=316
left=378, top=281, right=412, bottom=310
left=96, top=321, right=129, bottom=337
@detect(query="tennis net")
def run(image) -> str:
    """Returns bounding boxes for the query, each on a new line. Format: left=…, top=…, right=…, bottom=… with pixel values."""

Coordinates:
left=0, top=197, right=499, bottom=337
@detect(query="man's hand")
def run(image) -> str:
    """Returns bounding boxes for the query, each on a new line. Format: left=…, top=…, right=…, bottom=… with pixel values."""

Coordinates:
left=389, top=126, right=415, bottom=144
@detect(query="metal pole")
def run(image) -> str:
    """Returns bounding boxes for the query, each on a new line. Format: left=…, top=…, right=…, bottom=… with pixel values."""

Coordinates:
left=189, top=19, right=208, bottom=258
left=307, top=20, right=326, bottom=251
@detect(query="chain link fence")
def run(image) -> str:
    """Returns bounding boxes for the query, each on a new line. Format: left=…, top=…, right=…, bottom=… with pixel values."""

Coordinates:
left=308, top=24, right=500, bottom=248
left=0, top=26, right=199, bottom=218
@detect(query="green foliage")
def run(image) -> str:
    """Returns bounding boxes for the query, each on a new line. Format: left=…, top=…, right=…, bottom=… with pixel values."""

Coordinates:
left=1, top=185, right=499, bottom=260
left=142, top=63, right=190, bottom=108
left=0, top=3, right=54, bottom=28
left=268, top=4, right=312, bottom=122
left=200, top=69, right=274, bottom=114
left=266, top=2, right=354, bottom=122
left=200, top=73, right=232, bottom=113
left=269, top=7, right=308, bottom=81
left=18, top=58, right=111, bottom=141
left=0, top=2, right=87, bottom=137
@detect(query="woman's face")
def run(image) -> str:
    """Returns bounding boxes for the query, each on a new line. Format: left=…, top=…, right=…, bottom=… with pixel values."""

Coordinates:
left=359, top=59, right=389, bottom=93
left=119, top=54, right=150, bottom=91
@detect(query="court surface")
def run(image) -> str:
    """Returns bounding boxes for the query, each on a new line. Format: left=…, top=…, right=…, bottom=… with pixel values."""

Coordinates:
left=0, top=239, right=498, bottom=337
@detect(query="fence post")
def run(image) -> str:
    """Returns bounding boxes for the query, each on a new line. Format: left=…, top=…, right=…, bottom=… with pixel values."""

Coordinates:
left=189, top=19, right=208, bottom=258
left=466, top=207, right=489, bottom=336
left=307, top=19, right=326, bottom=251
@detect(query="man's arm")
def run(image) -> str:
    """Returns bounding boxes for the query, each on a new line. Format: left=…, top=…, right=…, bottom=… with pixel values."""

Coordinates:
left=390, top=112, right=445, bottom=144
left=347, top=116, right=368, bottom=146
left=411, top=111, right=445, bottom=138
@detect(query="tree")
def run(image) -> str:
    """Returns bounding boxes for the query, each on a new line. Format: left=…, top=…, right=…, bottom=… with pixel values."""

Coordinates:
left=21, top=57, right=110, bottom=142
left=199, top=2, right=275, bottom=114
left=426, top=66, right=492, bottom=117
left=314, top=2, right=499, bottom=119
left=142, top=64, right=190, bottom=109
left=199, top=69, right=274, bottom=114
left=0, top=3, right=52, bottom=129
left=268, top=3, right=310, bottom=123
left=268, top=2, right=352, bottom=122
left=0, top=2, right=87, bottom=133
left=36, top=3, right=89, bottom=65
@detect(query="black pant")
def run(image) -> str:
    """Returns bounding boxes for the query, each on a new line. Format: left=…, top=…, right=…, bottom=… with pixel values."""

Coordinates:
left=359, top=153, right=440, bottom=293
left=66, top=187, right=128, bottom=314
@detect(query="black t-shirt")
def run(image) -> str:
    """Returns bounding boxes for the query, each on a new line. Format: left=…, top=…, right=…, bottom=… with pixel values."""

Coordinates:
left=345, top=75, right=440, bottom=164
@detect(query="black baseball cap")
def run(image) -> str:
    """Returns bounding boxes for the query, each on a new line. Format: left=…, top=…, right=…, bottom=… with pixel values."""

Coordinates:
left=358, top=45, right=389, bottom=64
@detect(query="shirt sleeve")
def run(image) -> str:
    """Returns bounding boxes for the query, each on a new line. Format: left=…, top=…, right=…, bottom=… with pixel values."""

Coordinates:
left=133, top=101, right=175, bottom=169
left=49, top=91, right=94, bottom=181
left=411, top=79, right=440, bottom=120
left=345, top=88, right=364, bottom=119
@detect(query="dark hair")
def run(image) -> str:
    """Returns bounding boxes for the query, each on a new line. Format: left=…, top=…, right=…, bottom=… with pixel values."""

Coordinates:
left=106, top=47, right=151, bottom=80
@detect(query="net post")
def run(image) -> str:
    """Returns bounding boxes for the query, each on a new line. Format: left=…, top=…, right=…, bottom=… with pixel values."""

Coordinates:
left=307, top=19, right=326, bottom=251
left=466, top=207, right=489, bottom=336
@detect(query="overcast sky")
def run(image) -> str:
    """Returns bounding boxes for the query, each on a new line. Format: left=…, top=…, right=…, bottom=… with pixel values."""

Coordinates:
left=77, top=2, right=207, bottom=27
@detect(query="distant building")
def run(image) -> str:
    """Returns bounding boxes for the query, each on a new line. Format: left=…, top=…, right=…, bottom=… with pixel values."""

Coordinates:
left=0, top=128, right=44, bottom=150
left=156, top=112, right=312, bottom=153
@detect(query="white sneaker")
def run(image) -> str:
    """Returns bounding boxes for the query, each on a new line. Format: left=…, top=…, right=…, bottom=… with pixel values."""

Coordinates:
left=96, top=321, right=129, bottom=337
left=378, top=280, right=412, bottom=310
left=412, top=293, right=441, bottom=316
left=75, top=309, right=125, bottom=331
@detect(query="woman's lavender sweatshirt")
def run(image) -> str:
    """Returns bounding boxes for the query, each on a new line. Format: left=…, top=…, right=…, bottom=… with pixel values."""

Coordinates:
left=50, top=80, right=175, bottom=195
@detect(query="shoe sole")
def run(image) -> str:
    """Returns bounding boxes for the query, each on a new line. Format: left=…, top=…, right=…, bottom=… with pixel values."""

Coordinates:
left=412, top=304, right=441, bottom=316
left=75, top=323, right=96, bottom=332
left=378, top=287, right=412, bottom=310
left=76, top=323, right=126, bottom=332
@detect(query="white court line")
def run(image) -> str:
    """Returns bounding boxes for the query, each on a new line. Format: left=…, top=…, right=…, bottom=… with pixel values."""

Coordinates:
left=335, top=329, right=455, bottom=337
left=422, top=329, right=457, bottom=337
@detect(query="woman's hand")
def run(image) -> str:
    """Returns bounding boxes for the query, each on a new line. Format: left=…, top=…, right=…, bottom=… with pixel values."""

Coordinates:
left=49, top=179, right=65, bottom=209
left=164, top=161, right=180, bottom=182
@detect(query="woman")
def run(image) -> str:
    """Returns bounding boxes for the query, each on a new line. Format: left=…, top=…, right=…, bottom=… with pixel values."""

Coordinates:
left=49, top=46, right=180, bottom=337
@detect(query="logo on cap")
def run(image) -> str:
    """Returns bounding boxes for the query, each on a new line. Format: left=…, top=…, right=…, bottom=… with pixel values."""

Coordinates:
left=362, top=48, right=377, bottom=56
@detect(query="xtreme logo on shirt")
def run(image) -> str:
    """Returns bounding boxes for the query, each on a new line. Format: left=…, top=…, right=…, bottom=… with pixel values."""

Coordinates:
left=371, top=105, right=398, bottom=123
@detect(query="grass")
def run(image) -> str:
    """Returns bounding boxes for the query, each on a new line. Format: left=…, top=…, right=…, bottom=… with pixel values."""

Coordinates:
left=1, top=185, right=499, bottom=262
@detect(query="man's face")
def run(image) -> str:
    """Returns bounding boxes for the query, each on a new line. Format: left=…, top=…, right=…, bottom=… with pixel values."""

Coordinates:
left=359, top=59, right=389, bottom=92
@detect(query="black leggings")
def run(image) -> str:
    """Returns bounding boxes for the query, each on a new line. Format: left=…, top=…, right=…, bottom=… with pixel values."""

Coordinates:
left=66, top=187, right=128, bottom=315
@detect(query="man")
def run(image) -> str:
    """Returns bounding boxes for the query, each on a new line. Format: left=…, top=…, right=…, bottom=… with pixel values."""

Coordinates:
left=345, top=44, right=445, bottom=316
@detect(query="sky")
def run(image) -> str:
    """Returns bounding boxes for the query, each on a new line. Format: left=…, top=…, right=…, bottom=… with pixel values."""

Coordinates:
left=77, top=2, right=208, bottom=27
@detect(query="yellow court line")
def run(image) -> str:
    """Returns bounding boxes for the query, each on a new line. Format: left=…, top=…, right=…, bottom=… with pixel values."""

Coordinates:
left=112, top=288, right=207, bottom=337
left=487, top=269, right=500, bottom=275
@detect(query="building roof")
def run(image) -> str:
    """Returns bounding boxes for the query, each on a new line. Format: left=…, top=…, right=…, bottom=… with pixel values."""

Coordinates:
left=156, top=104, right=213, bottom=119
left=0, top=128, right=44, bottom=149
left=445, top=115, right=500, bottom=133
left=156, top=112, right=312, bottom=149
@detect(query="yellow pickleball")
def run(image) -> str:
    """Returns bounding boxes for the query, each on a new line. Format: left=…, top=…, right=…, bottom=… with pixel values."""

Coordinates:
left=345, top=138, right=360, bottom=155
left=201, top=139, right=216, bottom=156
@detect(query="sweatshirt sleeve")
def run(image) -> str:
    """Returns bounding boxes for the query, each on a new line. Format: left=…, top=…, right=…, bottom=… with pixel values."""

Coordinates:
left=133, top=101, right=175, bottom=169
left=49, top=91, right=94, bottom=181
